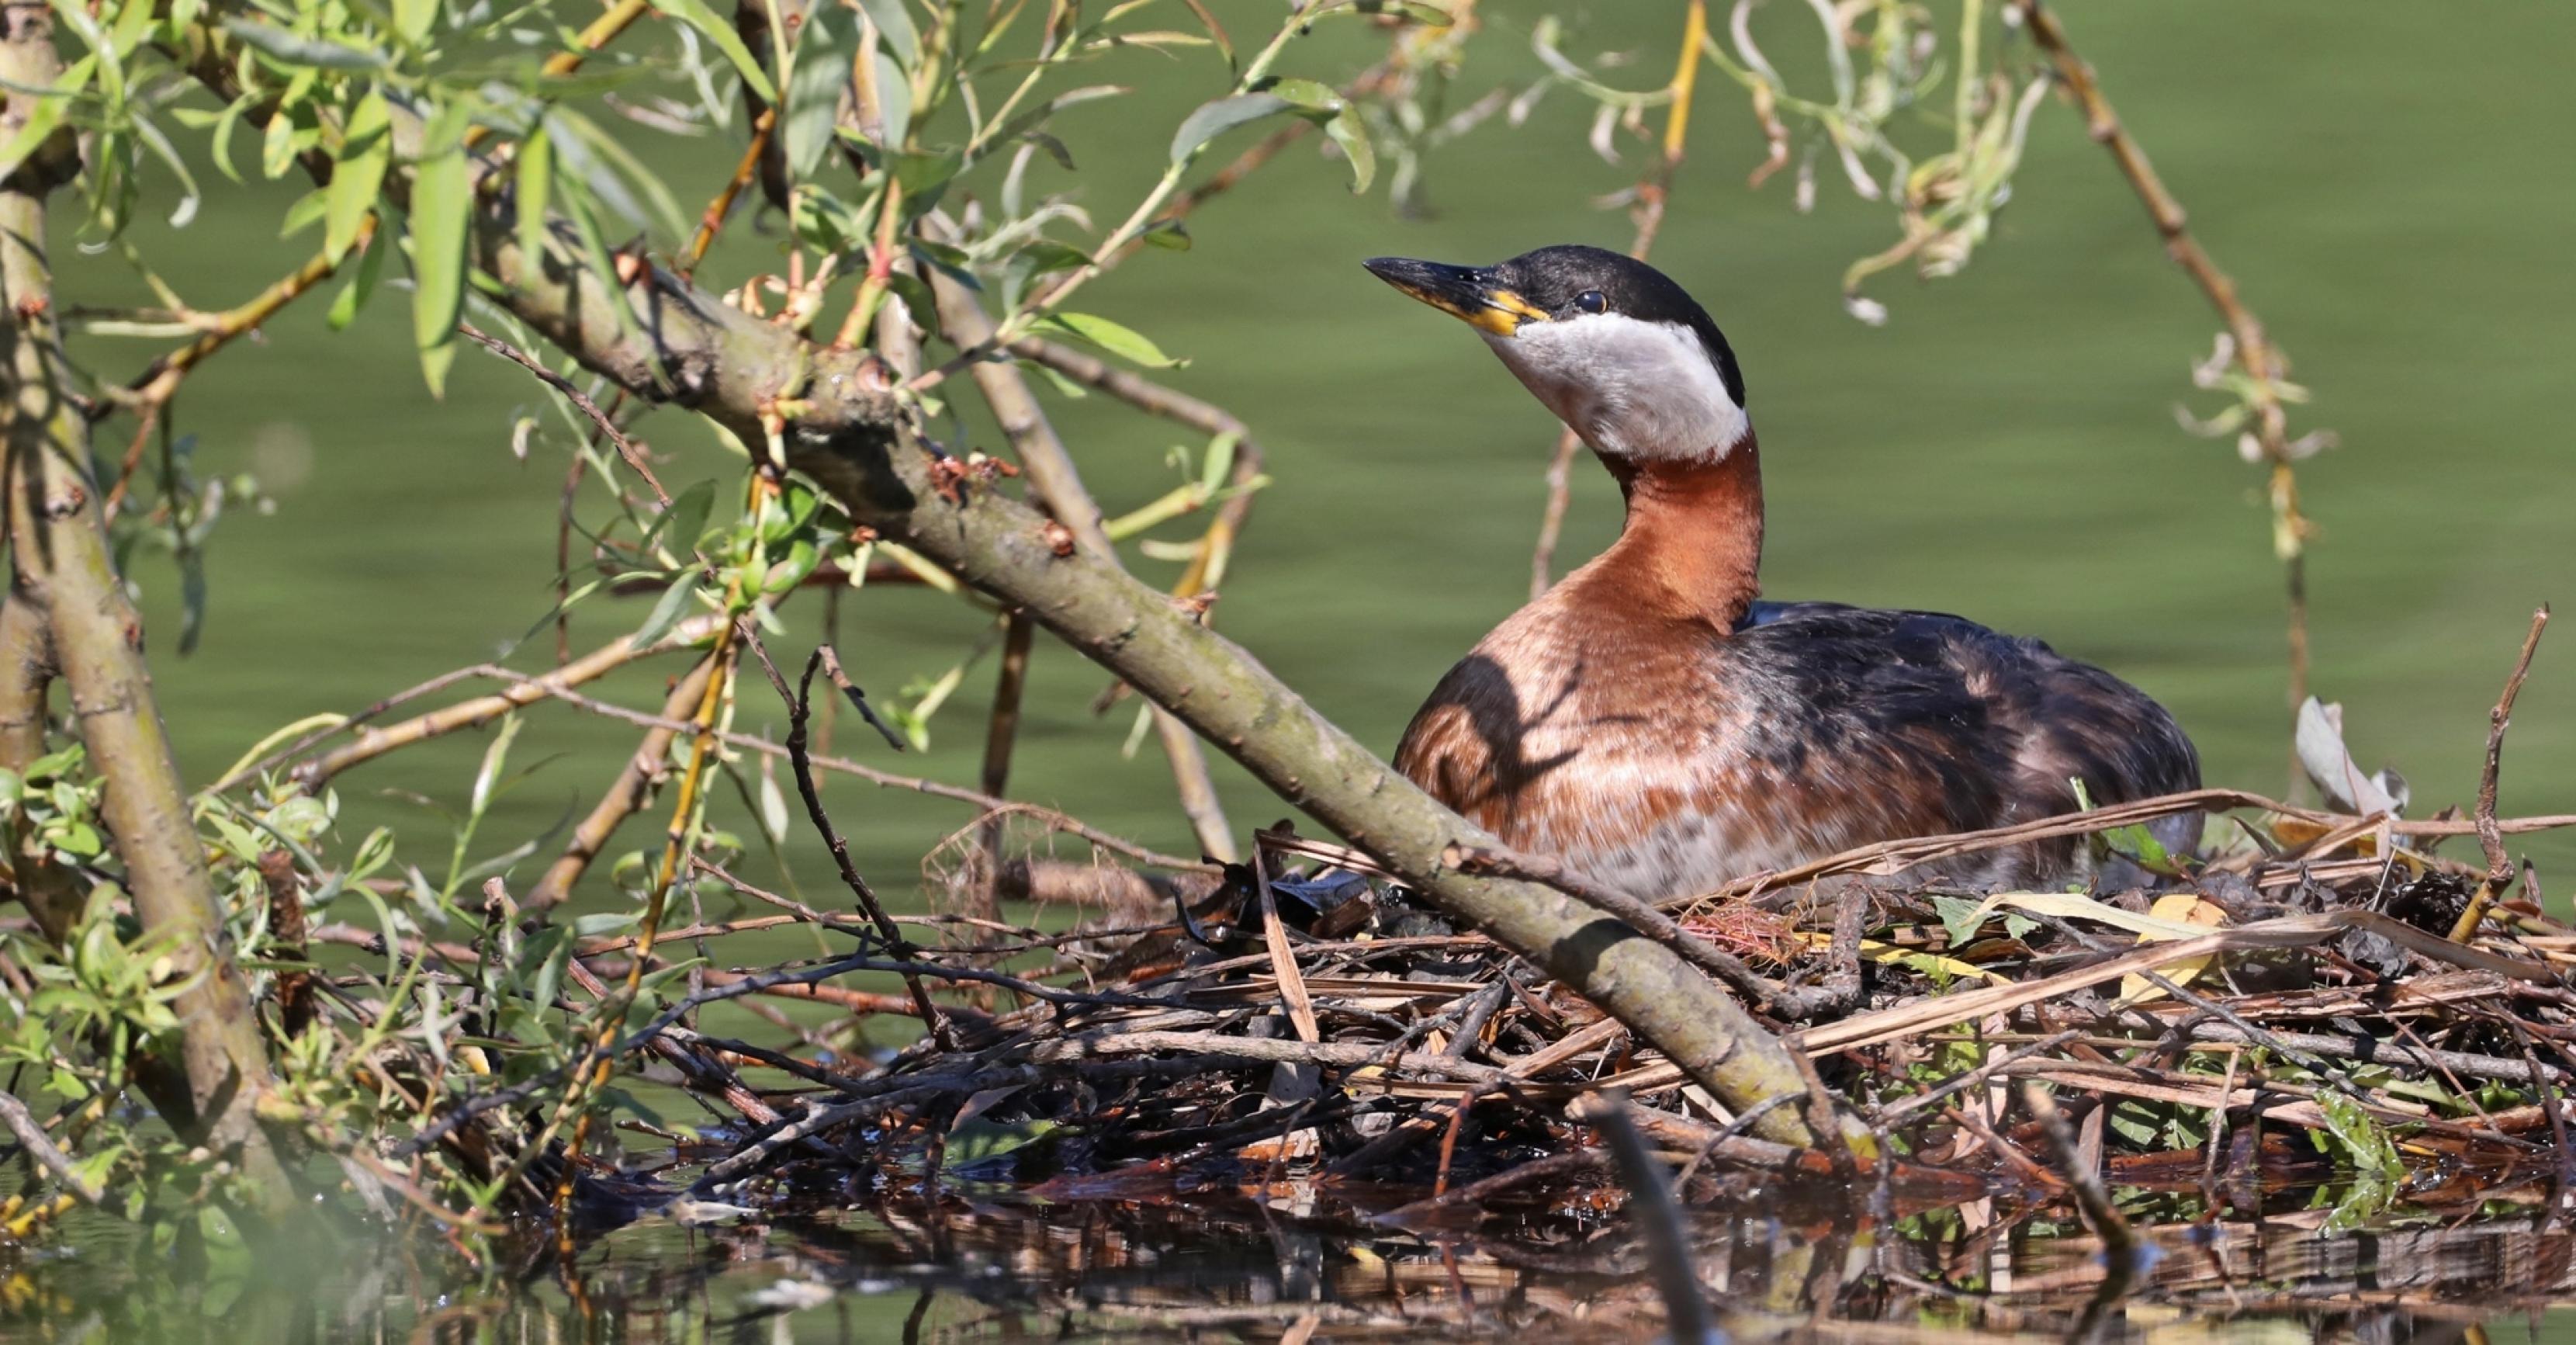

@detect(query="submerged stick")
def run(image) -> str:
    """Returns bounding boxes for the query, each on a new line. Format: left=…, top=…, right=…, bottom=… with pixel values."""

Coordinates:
left=1584, top=1093, right=1716, bottom=1345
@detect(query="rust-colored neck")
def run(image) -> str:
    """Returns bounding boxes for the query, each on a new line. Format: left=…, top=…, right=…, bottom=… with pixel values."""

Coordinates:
left=1578, top=435, right=1764, bottom=627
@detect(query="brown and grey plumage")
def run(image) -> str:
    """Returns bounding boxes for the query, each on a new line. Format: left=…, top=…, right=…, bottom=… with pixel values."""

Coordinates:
left=1368, top=245, right=2199, bottom=900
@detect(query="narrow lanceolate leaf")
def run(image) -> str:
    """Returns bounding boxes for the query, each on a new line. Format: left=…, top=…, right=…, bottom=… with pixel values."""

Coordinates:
left=407, top=114, right=472, bottom=397
left=325, top=88, right=390, bottom=262
left=852, top=0, right=919, bottom=66
left=1179, top=0, right=1234, bottom=68
left=514, top=122, right=553, bottom=266
left=1037, top=312, right=1182, bottom=369
left=392, top=0, right=436, bottom=45
left=1265, top=78, right=1341, bottom=113
left=220, top=19, right=392, bottom=70
left=1169, top=92, right=1288, bottom=165
left=326, top=199, right=392, bottom=329
left=782, top=5, right=855, bottom=178
left=872, top=48, right=912, bottom=149
left=631, top=576, right=698, bottom=648
left=1324, top=103, right=1375, bottom=193
left=651, top=0, right=777, bottom=102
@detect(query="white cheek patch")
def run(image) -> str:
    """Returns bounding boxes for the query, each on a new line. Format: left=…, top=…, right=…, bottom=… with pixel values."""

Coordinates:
left=1482, top=314, right=1747, bottom=462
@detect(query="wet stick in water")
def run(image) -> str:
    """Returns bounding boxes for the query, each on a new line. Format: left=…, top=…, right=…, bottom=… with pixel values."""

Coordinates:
left=1584, top=1092, right=1717, bottom=1345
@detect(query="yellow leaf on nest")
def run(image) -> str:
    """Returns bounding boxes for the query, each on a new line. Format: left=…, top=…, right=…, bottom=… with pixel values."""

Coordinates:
left=2116, top=893, right=2229, bottom=1004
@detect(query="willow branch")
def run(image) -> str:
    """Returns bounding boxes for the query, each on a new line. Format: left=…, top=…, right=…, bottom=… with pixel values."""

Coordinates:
left=926, top=262, right=1236, bottom=861
left=0, top=2, right=292, bottom=1212
left=293, top=612, right=725, bottom=785
left=0, top=591, right=74, bottom=940
left=222, top=72, right=1866, bottom=1152
left=2015, top=0, right=2315, bottom=724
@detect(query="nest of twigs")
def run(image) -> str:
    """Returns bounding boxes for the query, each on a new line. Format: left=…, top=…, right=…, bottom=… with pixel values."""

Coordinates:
left=626, top=782, right=2576, bottom=1249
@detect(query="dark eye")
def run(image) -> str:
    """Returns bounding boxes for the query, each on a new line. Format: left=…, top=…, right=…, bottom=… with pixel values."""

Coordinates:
left=1574, top=290, right=1607, bottom=314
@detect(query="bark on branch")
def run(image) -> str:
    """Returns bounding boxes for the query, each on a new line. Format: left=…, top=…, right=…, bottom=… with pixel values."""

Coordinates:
left=0, top=0, right=293, bottom=1212
left=470, top=212, right=1851, bottom=1153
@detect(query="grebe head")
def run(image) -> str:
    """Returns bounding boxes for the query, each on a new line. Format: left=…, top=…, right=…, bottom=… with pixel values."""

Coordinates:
left=1364, top=244, right=1749, bottom=463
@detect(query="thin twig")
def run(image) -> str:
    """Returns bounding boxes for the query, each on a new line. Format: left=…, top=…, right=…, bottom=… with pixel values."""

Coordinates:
left=1582, top=1092, right=1714, bottom=1344
left=2024, top=1084, right=2138, bottom=1342
left=0, top=1089, right=104, bottom=1206
left=761, top=641, right=954, bottom=1048
left=1442, top=841, right=1789, bottom=1012
left=681, top=106, right=775, bottom=276
left=459, top=321, right=669, bottom=506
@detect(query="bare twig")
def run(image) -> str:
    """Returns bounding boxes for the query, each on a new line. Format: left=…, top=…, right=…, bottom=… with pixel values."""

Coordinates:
left=2456, top=605, right=2550, bottom=940
left=970, top=608, right=1037, bottom=924
left=763, top=642, right=953, bottom=1047
left=525, top=655, right=718, bottom=910
left=925, top=254, right=1236, bottom=861
left=1444, top=841, right=1789, bottom=1013
left=2478, top=606, right=2552, bottom=885
left=681, top=106, right=775, bottom=276
left=459, top=321, right=670, bottom=506
left=1583, top=1093, right=1714, bottom=1345
left=290, top=613, right=724, bottom=786
left=2024, top=1084, right=2138, bottom=1341
left=0, top=1089, right=104, bottom=1206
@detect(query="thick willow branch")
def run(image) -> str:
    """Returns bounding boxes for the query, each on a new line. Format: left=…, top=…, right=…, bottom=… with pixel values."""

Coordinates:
left=0, top=2, right=293, bottom=1212
left=926, top=263, right=1234, bottom=861
left=465, top=210, right=1845, bottom=1153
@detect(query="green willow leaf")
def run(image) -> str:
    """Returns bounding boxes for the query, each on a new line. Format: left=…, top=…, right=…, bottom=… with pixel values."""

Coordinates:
left=852, top=0, right=919, bottom=66
left=872, top=48, right=912, bottom=149
left=324, top=88, right=389, bottom=262
left=783, top=5, right=854, bottom=178
left=1037, top=312, right=1182, bottom=369
left=651, top=0, right=777, bottom=102
left=326, top=200, right=391, bottom=329
left=407, top=111, right=471, bottom=396
left=630, top=576, right=698, bottom=647
left=220, top=19, right=390, bottom=71
left=393, top=0, right=435, bottom=45
left=1325, top=103, right=1375, bottom=194
left=514, top=122, right=552, bottom=266
left=1169, top=92, right=1286, bottom=165
left=1265, top=78, right=1341, bottom=112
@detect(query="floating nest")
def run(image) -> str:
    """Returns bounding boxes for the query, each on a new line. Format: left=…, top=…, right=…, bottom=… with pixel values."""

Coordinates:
left=617, top=789, right=2576, bottom=1257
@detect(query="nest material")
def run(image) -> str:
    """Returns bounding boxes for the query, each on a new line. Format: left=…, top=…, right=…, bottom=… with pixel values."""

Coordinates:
left=663, top=802, right=2576, bottom=1231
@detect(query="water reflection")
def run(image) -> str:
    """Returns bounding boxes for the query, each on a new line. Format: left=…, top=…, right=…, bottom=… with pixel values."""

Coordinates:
left=9, top=1178, right=2576, bottom=1343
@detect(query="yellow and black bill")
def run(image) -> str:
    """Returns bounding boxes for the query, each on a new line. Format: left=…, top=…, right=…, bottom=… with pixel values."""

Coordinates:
left=1363, top=257, right=1551, bottom=337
